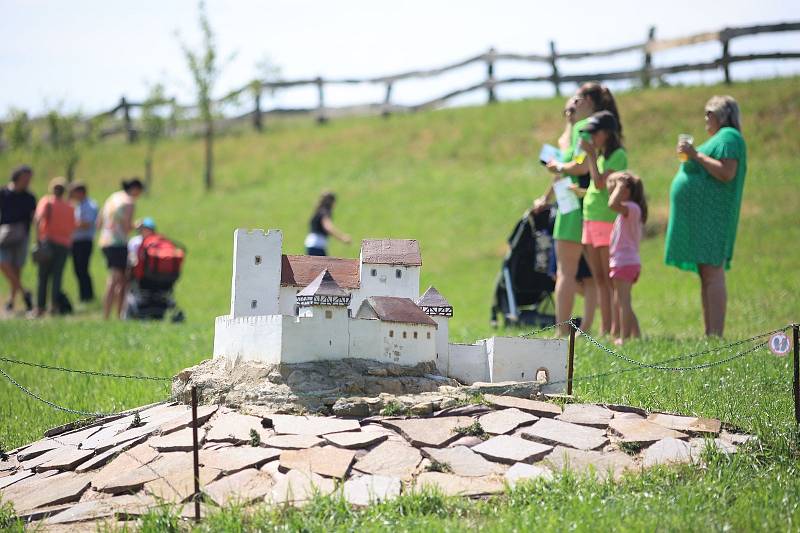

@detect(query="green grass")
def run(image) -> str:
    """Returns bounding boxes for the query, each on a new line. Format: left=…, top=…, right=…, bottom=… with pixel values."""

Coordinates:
left=1, top=77, right=799, bottom=530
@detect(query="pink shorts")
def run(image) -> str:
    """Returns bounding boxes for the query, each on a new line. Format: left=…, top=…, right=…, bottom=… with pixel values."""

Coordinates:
left=610, top=264, right=641, bottom=283
left=582, top=220, right=613, bottom=248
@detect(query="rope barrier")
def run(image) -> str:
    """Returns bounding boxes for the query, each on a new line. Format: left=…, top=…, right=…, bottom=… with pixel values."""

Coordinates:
left=0, top=356, right=172, bottom=381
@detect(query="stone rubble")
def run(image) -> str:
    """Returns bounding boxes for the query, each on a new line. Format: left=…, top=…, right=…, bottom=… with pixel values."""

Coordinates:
left=0, top=396, right=753, bottom=528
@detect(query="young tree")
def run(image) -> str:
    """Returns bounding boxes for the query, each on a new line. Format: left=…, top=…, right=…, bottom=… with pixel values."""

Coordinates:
left=178, top=0, right=227, bottom=191
left=5, top=108, right=32, bottom=150
left=46, top=109, right=81, bottom=182
left=140, top=83, right=168, bottom=192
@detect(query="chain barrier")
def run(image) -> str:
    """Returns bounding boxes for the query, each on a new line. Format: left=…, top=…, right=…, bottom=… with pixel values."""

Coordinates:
left=0, top=356, right=172, bottom=382
left=519, top=319, right=573, bottom=338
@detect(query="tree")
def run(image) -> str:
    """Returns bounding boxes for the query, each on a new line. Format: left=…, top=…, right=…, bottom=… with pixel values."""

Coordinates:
left=5, top=108, right=32, bottom=150
left=140, top=84, right=168, bottom=192
left=46, top=109, right=81, bottom=182
left=178, top=0, right=227, bottom=191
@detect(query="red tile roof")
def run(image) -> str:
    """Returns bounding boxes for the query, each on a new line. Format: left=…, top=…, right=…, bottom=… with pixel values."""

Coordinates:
left=360, top=239, right=422, bottom=266
left=360, top=296, right=437, bottom=327
left=281, top=255, right=360, bottom=289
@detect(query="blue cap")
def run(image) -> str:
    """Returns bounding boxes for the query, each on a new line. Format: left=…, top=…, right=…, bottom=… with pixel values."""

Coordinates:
left=140, top=217, right=156, bottom=230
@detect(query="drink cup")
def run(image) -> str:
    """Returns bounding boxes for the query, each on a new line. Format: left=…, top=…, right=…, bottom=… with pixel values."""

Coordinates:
left=678, top=134, right=694, bottom=162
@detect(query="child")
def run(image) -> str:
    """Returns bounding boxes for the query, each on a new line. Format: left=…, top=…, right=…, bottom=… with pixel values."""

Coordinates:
left=607, top=172, right=647, bottom=344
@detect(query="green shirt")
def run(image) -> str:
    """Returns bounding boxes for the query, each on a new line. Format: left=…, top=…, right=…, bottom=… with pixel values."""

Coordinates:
left=665, top=127, right=747, bottom=272
left=552, top=118, right=590, bottom=242
left=583, top=147, right=628, bottom=222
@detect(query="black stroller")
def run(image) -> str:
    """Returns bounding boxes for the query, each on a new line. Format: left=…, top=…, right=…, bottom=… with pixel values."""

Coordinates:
left=490, top=207, right=556, bottom=328
left=124, top=233, right=185, bottom=322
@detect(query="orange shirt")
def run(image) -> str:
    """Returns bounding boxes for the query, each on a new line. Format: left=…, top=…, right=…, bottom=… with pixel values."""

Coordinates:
left=36, top=195, right=76, bottom=247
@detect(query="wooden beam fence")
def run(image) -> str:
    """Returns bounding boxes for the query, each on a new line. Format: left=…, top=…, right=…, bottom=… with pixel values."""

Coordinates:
left=6, top=21, right=798, bottom=144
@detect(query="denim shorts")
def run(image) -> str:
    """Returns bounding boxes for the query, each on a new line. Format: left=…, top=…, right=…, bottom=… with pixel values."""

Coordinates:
left=0, top=237, right=29, bottom=268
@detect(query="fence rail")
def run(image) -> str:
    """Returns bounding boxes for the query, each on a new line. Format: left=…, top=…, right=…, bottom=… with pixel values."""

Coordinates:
left=5, top=20, right=800, bottom=143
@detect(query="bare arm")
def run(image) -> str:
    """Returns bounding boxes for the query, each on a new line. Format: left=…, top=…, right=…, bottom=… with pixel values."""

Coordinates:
left=607, top=183, right=629, bottom=216
left=121, top=204, right=134, bottom=236
left=321, top=216, right=351, bottom=244
left=546, top=159, right=590, bottom=176
left=678, top=142, right=738, bottom=182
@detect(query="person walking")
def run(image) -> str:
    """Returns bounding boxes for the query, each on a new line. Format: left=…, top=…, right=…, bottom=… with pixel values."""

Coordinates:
left=304, top=191, right=351, bottom=256
left=97, top=178, right=143, bottom=319
left=32, top=177, right=76, bottom=317
left=0, top=165, right=36, bottom=313
left=69, top=181, right=98, bottom=303
left=665, top=96, right=747, bottom=337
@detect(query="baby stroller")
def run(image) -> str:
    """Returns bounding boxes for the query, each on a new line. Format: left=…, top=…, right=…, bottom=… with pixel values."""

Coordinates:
left=125, top=233, right=186, bottom=322
left=490, top=207, right=556, bottom=328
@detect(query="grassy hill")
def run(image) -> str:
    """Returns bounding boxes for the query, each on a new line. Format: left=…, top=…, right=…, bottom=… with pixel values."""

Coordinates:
left=1, top=77, right=799, bottom=530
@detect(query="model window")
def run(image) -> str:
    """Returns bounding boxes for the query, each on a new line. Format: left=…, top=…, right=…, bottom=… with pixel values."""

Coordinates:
left=427, top=332, right=431, bottom=339
left=413, top=331, right=418, bottom=339
left=325, top=310, right=333, bottom=319
left=395, top=269, right=402, bottom=279
left=389, top=330, right=394, bottom=338
left=251, top=300, right=257, bottom=309
left=254, top=255, right=262, bottom=265
left=371, top=268, right=377, bottom=277
left=402, top=331, right=407, bottom=339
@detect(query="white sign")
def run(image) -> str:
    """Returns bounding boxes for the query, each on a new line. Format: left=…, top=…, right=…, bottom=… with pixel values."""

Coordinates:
left=768, top=332, right=791, bottom=356
left=553, top=178, right=580, bottom=215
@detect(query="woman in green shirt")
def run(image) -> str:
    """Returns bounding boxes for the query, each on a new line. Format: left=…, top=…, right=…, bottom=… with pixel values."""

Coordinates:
left=665, top=96, right=747, bottom=337
left=579, top=110, right=628, bottom=336
left=534, top=83, right=622, bottom=336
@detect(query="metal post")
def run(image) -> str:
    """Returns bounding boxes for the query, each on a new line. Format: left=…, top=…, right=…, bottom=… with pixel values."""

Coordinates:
left=567, top=320, right=576, bottom=396
left=191, top=386, right=201, bottom=522
left=793, top=323, right=799, bottom=425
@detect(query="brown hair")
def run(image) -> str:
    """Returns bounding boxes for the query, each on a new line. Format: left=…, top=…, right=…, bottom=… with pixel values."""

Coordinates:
left=49, top=177, right=67, bottom=198
left=314, top=190, right=336, bottom=215
left=613, top=172, right=647, bottom=224
left=577, top=82, right=623, bottom=136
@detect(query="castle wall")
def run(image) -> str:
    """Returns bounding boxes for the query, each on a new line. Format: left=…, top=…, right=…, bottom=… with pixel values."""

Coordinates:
left=486, top=337, right=567, bottom=393
left=355, top=263, right=419, bottom=310
left=213, top=315, right=283, bottom=363
left=447, top=341, right=489, bottom=384
left=278, top=286, right=298, bottom=316
left=230, top=229, right=282, bottom=318
left=280, top=307, right=350, bottom=364
left=377, top=321, right=436, bottom=366
left=432, top=316, right=450, bottom=375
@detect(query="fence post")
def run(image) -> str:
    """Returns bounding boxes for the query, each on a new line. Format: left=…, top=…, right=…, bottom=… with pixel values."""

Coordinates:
left=641, top=26, right=656, bottom=88
left=315, top=77, right=327, bottom=124
left=793, top=323, right=799, bottom=425
left=567, top=320, right=576, bottom=396
left=253, top=89, right=263, bottom=132
left=121, top=96, right=136, bottom=144
left=191, top=386, right=201, bottom=522
left=720, top=29, right=732, bottom=84
left=486, top=47, right=497, bottom=104
left=382, top=82, right=393, bottom=118
left=549, top=41, right=561, bottom=97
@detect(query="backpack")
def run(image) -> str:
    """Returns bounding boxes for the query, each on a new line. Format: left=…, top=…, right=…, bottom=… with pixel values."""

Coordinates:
left=133, top=233, right=185, bottom=283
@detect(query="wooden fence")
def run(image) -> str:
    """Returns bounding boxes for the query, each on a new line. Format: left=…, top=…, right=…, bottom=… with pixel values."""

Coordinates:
left=10, top=21, right=800, bottom=143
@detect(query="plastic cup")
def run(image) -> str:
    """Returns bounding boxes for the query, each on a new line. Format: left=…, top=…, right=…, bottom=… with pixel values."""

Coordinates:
left=678, top=134, right=694, bottom=162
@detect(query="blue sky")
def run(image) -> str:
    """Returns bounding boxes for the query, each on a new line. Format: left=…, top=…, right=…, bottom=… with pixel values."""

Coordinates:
left=1, top=0, right=799, bottom=116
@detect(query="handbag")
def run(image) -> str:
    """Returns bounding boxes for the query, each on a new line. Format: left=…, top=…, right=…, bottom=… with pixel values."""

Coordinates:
left=31, top=240, right=54, bottom=265
left=0, top=222, right=26, bottom=247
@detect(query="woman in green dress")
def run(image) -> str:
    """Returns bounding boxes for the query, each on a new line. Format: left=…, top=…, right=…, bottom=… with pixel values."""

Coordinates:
left=665, top=96, right=747, bottom=337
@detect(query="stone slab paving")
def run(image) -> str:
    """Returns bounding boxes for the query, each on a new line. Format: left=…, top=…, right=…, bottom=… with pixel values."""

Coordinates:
left=483, top=394, right=562, bottom=417
left=380, top=416, right=474, bottom=447
left=36, top=448, right=96, bottom=472
left=472, top=435, right=553, bottom=464
left=264, top=434, right=325, bottom=450
left=201, top=447, right=282, bottom=474
left=206, top=412, right=272, bottom=443
left=519, top=418, right=608, bottom=451
left=43, top=493, right=157, bottom=525
left=204, top=468, right=274, bottom=506
left=647, top=413, right=722, bottom=435
left=603, top=404, right=648, bottom=416
left=414, top=472, right=505, bottom=497
left=267, top=414, right=361, bottom=436
left=448, top=436, right=485, bottom=448
left=505, top=462, right=553, bottom=486
left=1, top=472, right=91, bottom=512
left=323, top=431, right=388, bottom=449
left=75, top=436, right=148, bottom=473
left=608, top=419, right=688, bottom=444
left=90, top=444, right=160, bottom=493
left=143, top=463, right=221, bottom=503
left=343, top=475, right=402, bottom=506
left=280, top=447, right=356, bottom=479
left=0, top=455, right=19, bottom=472
left=421, top=446, right=507, bottom=477
left=354, top=441, right=422, bottom=480
left=16, top=439, right=61, bottom=461
left=478, top=408, right=538, bottom=435
left=270, top=469, right=336, bottom=504
left=158, top=405, right=218, bottom=435
left=689, top=437, right=737, bottom=458
left=148, top=427, right=206, bottom=452
left=642, top=437, right=693, bottom=468
left=556, top=404, right=614, bottom=429
left=544, top=446, right=636, bottom=481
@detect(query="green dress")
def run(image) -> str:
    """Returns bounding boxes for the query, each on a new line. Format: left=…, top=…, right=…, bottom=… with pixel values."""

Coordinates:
left=552, top=118, right=589, bottom=243
left=664, top=127, right=747, bottom=272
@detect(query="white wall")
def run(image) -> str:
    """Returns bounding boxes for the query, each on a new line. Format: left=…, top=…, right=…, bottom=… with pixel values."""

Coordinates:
left=354, top=263, right=420, bottom=310
left=432, top=316, right=450, bottom=375
left=230, top=229, right=282, bottom=318
left=281, top=306, right=350, bottom=364
left=378, top=321, right=436, bottom=366
left=447, top=342, right=489, bottom=384
left=278, top=286, right=298, bottom=316
left=486, top=337, right=567, bottom=394
left=213, top=315, right=283, bottom=364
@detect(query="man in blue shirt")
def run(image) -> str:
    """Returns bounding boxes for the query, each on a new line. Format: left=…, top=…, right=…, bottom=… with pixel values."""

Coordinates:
left=69, top=182, right=98, bottom=302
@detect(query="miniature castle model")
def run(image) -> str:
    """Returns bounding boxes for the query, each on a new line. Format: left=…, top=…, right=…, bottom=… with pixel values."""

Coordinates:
left=213, top=229, right=567, bottom=392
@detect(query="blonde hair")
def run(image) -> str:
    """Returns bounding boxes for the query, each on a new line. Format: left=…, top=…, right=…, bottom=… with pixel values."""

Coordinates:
left=705, top=95, right=741, bottom=131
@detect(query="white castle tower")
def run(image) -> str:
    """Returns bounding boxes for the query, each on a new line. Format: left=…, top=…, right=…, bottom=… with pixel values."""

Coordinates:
left=230, top=229, right=283, bottom=317
left=416, top=286, right=453, bottom=375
